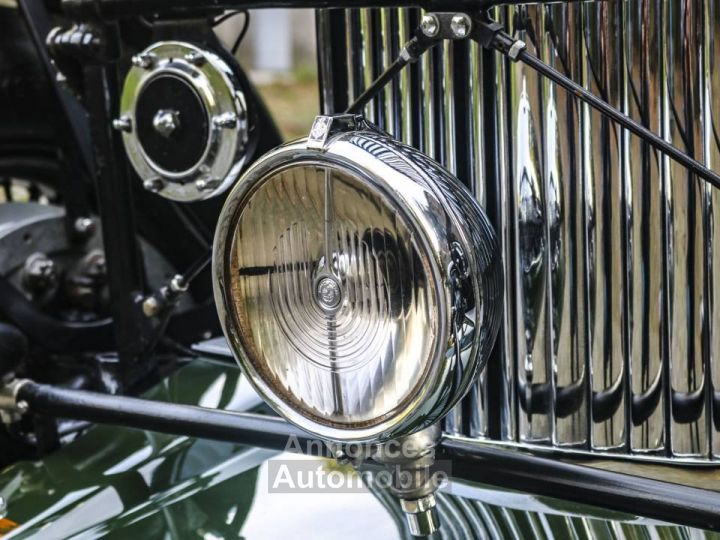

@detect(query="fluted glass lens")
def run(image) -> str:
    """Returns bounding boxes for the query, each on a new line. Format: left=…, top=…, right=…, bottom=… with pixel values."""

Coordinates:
left=228, top=164, right=438, bottom=428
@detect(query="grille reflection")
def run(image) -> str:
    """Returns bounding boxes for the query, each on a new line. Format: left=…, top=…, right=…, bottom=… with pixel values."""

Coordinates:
left=320, top=0, right=720, bottom=461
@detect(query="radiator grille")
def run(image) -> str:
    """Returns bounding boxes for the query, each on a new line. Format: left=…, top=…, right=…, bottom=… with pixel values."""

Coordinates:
left=316, top=0, right=720, bottom=462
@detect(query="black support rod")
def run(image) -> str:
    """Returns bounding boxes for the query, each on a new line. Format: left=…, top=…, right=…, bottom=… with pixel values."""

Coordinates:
left=476, top=20, right=720, bottom=190
left=60, top=0, right=539, bottom=20
left=442, top=438, right=720, bottom=532
left=13, top=381, right=720, bottom=531
left=17, top=381, right=317, bottom=451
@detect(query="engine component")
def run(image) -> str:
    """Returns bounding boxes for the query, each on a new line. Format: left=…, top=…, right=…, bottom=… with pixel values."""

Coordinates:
left=213, top=115, right=502, bottom=443
left=117, top=41, right=249, bottom=202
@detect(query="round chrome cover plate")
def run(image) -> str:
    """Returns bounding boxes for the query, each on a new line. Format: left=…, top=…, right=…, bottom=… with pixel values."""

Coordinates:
left=119, top=41, right=249, bottom=202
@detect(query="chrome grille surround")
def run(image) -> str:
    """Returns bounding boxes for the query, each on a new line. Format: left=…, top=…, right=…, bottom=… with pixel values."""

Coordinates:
left=317, top=0, right=720, bottom=463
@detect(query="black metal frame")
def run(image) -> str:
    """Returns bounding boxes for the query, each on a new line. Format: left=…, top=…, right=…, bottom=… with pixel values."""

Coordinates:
left=15, top=380, right=720, bottom=532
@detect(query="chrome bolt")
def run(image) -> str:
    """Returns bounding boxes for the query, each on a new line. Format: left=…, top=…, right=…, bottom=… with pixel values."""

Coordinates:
left=195, top=177, right=221, bottom=192
left=169, top=274, right=188, bottom=293
left=112, top=115, right=132, bottom=132
left=450, top=14, right=471, bottom=39
left=131, top=52, right=156, bottom=69
left=142, top=296, right=160, bottom=318
left=143, top=178, right=165, bottom=193
left=23, top=253, right=57, bottom=292
left=212, top=112, right=238, bottom=129
left=316, top=277, right=342, bottom=310
left=184, top=50, right=206, bottom=66
left=420, top=14, right=440, bottom=37
left=74, top=217, right=96, bottom=238
left=152, top=109, right=180, bottom=138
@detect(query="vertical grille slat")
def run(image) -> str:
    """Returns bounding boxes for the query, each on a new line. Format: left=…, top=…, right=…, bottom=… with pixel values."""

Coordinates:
left=624, top=0, right=666, bottom=454
left=320, top=0, right=720, bottom=462
left=663, top=0, right=709, bottom=457
left=508, top=5, right=553, bottom=444
left=707, top=0, right=720, bottom=460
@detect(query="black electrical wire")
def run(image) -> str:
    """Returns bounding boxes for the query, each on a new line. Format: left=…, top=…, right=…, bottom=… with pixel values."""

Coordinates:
left=213, top=10, right=244, bottom=27
left=231, top=11, right=250, bottom=55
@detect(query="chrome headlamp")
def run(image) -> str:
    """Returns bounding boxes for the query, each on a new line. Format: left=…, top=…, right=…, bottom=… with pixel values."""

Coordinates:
left=213, top=116, right=501, bottom=443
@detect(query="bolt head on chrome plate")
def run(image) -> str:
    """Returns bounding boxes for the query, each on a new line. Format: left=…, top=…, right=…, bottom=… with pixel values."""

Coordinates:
left=213, top=120, right=501, bottom=443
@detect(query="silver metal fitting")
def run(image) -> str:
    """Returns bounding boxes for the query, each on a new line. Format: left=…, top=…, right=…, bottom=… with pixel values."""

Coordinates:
left=420, top=14, right=440, bottom=37
left=195, top=177, right=221, bottom=192
left=184, top=50, right=206, bottom=66
left=372, top=425, right=444, bottom=537
left=508, top=39, right=527, bottom=61
left=152, top=109, right=180, bottom=138
left=73, top=217, right=96, bottom=238
left=131, top=52, right=156, bottom=69
left=112, top=115, right=132, bottom=132
left=0, top=379, right=31, bottom=424
left=143, top=178, right=165, bottom=193
left=450, top=13, right=472, bottom=39
left=212, top=112, right=238, bottom=129
left=142, top=295, right=161, bottom=318
left=401, top=495, right=440, bottom=536
left=169, top=274, right=189, bottom=293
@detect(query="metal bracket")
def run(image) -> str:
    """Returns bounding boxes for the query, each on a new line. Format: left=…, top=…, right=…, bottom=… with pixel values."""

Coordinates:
left=307, top=114, right=364, bottom=151
left=0, top=379, right=30, bottom=424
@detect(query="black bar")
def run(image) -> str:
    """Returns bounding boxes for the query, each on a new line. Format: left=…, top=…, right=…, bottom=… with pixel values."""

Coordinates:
left=17, top=381, right=317, bottom=451
left=82, top=38, right=149, bottom=369
left=441, top=438, right=720, bottom=531
left=61, top=0, right=556, bottom=20
left=16, top=381, right=720, bottom=531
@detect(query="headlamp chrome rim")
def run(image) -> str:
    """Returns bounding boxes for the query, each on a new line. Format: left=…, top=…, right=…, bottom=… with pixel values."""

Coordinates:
left=213, top=127, right=501, bottom=443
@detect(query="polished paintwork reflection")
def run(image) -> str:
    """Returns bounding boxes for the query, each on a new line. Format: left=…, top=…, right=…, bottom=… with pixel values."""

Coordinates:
left=1, top=359, right=716, bottom=539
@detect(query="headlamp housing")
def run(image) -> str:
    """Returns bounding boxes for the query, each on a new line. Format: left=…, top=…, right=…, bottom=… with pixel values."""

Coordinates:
left=213, top=118, right=501, bottom=442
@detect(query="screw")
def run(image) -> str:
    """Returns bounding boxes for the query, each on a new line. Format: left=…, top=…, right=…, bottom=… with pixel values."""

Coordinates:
left=143, top=178, right=165, bottom=193
left=142, top=296, right=160, bottom=318
left=420, top=14, right=440, bottom=37
left=112, top=115, right=132, bottom=132
left=450, top=14, right=472, bottom=39
left=184, top=50, right=206, bottom=66
left=131, top=52, right=156, bottom=69
left=212, top=112, right=238, bottom=129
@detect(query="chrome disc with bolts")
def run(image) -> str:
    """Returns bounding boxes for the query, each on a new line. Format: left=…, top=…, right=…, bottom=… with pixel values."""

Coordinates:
left=117, top=41, right=249, bottom=202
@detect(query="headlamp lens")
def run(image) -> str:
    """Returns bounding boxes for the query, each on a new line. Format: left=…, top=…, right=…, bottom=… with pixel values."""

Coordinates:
left=228, top=164, right=438, bottom=428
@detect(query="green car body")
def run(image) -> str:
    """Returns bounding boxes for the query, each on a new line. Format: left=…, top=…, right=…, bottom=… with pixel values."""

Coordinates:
left=1, top=359, right=717, bottom=539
